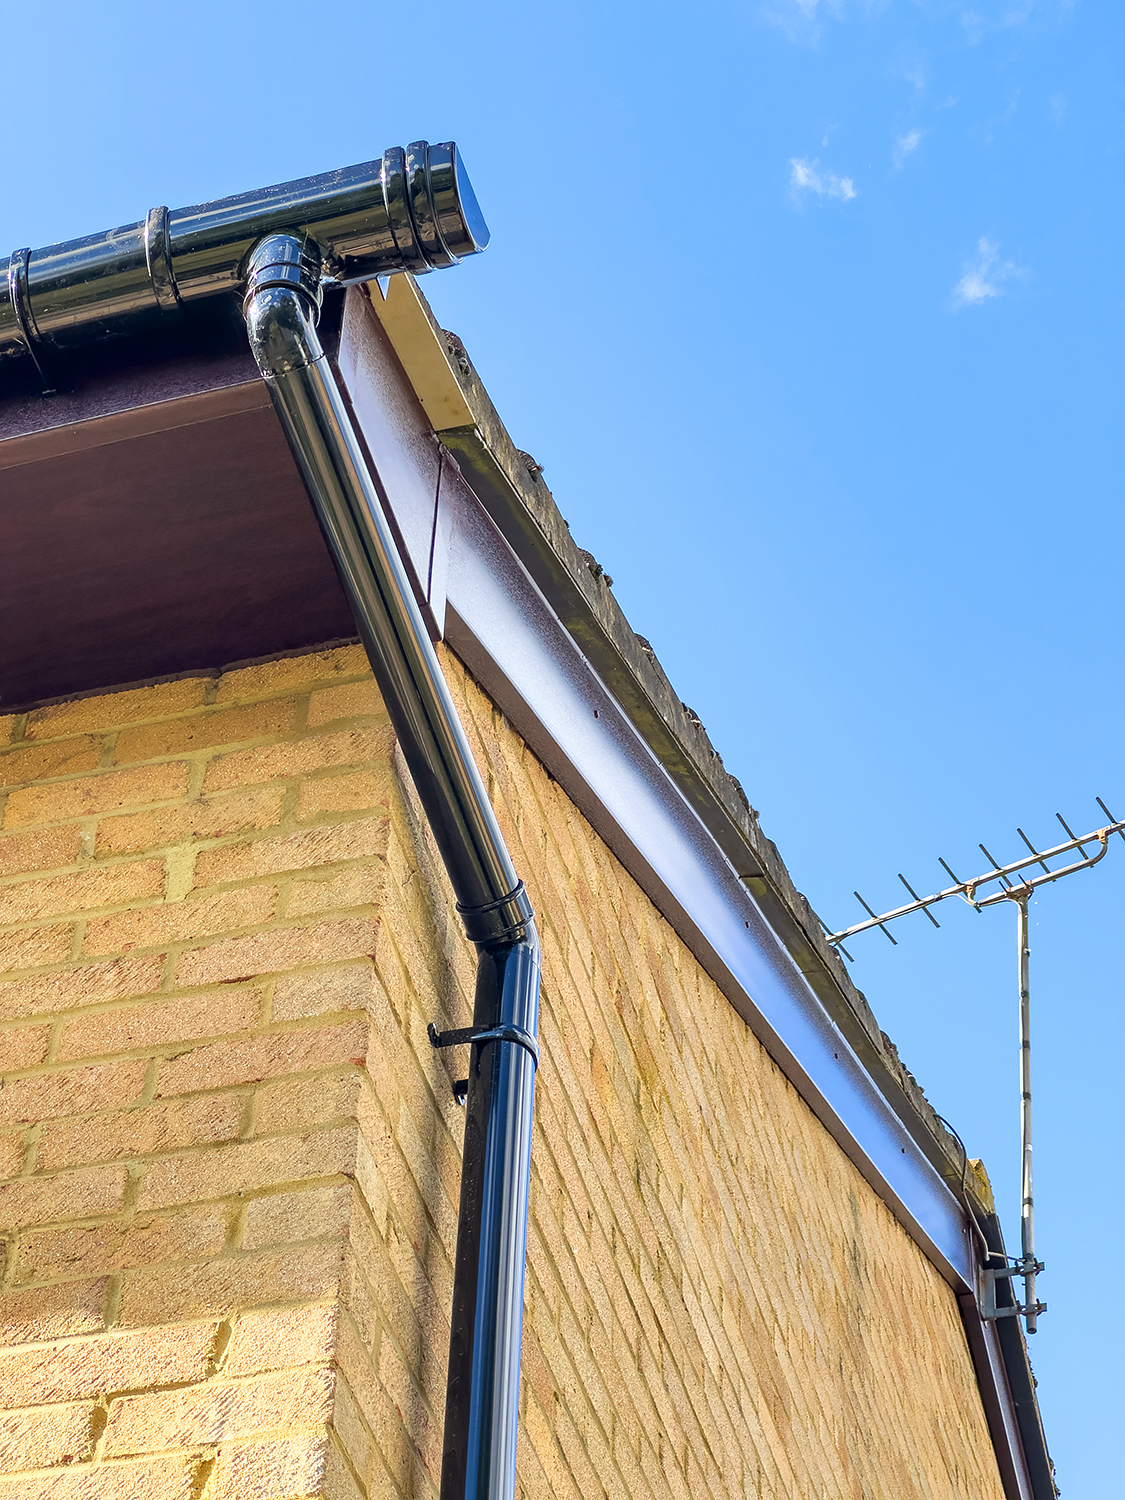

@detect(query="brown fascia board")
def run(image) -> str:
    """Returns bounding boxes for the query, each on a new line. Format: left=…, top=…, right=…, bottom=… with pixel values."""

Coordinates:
left=370, top=275, right=985, bottom=1217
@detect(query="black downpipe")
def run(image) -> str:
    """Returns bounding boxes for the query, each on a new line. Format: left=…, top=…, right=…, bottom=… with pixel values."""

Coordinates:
left=242, top=231, right=540, bottom=1500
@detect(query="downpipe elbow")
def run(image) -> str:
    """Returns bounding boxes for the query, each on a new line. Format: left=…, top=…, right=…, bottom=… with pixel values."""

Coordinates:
left=243, top=233, right=323, bottom=378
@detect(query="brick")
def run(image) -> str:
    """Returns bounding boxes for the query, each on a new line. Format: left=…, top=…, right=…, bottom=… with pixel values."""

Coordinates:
left=204, top=728, right=394, bottom=793
left=215, top=645, right=367, bottom=704
left=287, top=867, right=386, bottom=918
left=104, top=1365, right=334, bottom=1455
left=307, top=679, right=385, bottom=727
left=376, top=1331, right=441, bottom=1478
left=253, top=1070, right=363, bottom=1138
left=4, top=763, right=189, bottom=830
left=0, top=826, right=84, bottom=880
left=193, top=817, right=388, bottom=888
left=0, top=860, right=165, bottom=927
left=326, top=1378, right=375, bottom=1493
left=0, top=1456, right=199, bottom=1499
left=0, top=652, right=1013, bottom=1500
left=0, top=1129, right=26, bottom=1180
left=0, top=956, right=164, bottom=1023
left=0, top=1402, right=95, bottom=1472
left=83, top=887, right=276, bottom=958
left=17, top=1205, right=229, bottom=1280
left=114, top=698, right=297, bottom=764
left=332, top=1314, right=417, bottom=1491
left=0, top=1319, right=218, bottom=1405
left=58, top=986, right=262, bottom=1063
left=0, top=1163, right=128, bottom=1230
left=225, top=1303, right=338, bottom=1377
left=138, top=1125, right=355, bottom=1210
left=25, top=679, right=210, bottom=740
left=175, top=918, right=378, bottom=987
left=206, top=1433, right=334, bottom=1500
left=296, top=767, right=392, bottom=820
left=37, top=1092, right=243, bottom=1171
left=95, top=786, right=286, bottom=856
left=0, top=737, right=102, bottom=789
left=0, top=1060, right=148, bottom=1126
left=242, top=1184, right=352, bottom=1251
left=119, top=1243, right=345, bottom=1326
left=0, top=923, right=73, bottom=972
left=158, top=1021, right=367, bottom=1097
left=272, top=963, right=375, bottom=1022
left=0, top=1277, right=108, bottom=1343
left=0, top=1021, right=52, bottom=1070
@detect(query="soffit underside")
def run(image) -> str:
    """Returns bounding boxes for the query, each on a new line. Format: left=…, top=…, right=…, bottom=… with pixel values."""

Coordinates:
left=0, top=317, right=354, bottom=710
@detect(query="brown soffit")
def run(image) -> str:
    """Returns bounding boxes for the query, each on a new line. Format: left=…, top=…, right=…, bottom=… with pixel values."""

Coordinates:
left=0, top=317, right=355, bottom=709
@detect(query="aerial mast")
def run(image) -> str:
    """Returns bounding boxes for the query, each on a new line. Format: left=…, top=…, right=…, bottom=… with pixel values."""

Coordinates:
left=825, top=798, right=1125, bottom=1331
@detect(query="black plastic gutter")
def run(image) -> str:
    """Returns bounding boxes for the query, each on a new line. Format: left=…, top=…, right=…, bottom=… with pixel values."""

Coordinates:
left=4, top=145, right=538, bottom=1500
left=2, top=143, right=486, bottom=387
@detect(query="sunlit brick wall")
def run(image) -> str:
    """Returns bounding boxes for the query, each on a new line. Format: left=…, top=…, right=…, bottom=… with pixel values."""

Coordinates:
left=0, top=644, right=1005, bottom=1499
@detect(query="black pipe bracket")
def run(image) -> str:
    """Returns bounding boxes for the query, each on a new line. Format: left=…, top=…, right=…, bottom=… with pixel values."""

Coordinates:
left=427, top=1020, right=540, bottom=1070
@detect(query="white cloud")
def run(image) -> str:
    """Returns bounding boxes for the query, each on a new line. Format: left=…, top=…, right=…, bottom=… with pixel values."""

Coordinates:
left=950, top=238, right=1029, bottom=309
left=764, top=0, right=1061, bottom=46
left=893, top=128, right=925, bottom=167
left=760, top=0, right=844, bottom=45
left=889, top=51, right=927, bottom=98
left=789, top=157, right=857, bottom=203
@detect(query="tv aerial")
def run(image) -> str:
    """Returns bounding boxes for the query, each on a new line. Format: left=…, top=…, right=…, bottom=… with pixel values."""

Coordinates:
left=824, top=798, right=1125, bottom=1332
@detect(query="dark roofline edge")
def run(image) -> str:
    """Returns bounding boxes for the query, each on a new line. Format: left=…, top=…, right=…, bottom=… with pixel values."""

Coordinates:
left=419, top=296, right=974, bottom=1201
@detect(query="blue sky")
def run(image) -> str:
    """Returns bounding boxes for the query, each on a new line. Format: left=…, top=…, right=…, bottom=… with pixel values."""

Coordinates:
left=5, top=0, right=1121, bottom=1489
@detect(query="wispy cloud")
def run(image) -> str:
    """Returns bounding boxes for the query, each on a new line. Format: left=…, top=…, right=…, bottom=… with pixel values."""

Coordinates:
left=764, top=0, right=1061, bottom=47
left=960, top=0, right=1049, bottom=44
left=1049, top=93, right=1067, bottom=124
left=789, top=157, right=857, bottom=203
left=950, top=238, right=1029, bottom=309
left=889, top=48, right=927, bottom=98
left=893, top=128, right=925, bottom=168
left=760, top=0, right=844, bottom=45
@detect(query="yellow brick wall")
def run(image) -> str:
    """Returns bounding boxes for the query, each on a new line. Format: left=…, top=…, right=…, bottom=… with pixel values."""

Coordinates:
left=0, top=644, right=1005, bottom=1500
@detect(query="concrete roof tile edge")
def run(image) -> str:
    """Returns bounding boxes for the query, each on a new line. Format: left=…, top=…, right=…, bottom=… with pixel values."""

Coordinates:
left=369, top=274, right=984, bottom=1217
